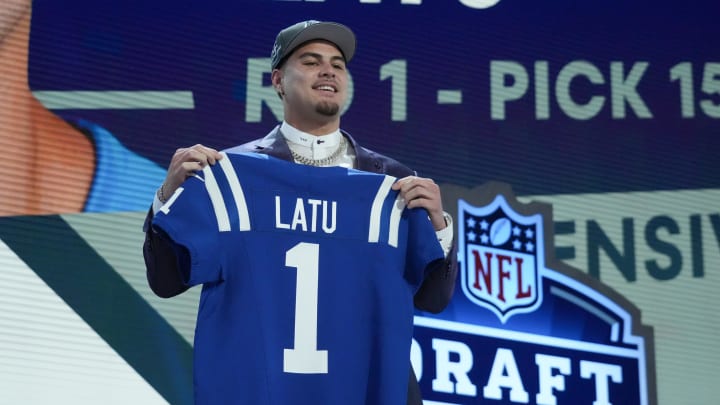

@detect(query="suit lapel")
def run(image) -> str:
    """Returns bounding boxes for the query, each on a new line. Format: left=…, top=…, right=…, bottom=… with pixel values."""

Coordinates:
left=249, top=126, right=294, bottom=162
left=344, top=131, right=384, bottom=174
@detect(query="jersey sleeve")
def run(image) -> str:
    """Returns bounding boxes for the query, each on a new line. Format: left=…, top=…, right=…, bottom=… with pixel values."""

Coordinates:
left=151, top=171, right=224, bottom=286
left=404, top=207, right=446, bottom=289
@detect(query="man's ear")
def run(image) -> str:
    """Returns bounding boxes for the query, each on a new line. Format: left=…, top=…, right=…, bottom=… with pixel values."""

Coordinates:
left=271, top=69, right=284, bottom=94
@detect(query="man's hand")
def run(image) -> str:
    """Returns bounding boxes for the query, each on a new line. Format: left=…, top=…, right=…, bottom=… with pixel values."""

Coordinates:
left=161, top=144, right=223, bottom=197
left=392, top=176, right=447, bottom=231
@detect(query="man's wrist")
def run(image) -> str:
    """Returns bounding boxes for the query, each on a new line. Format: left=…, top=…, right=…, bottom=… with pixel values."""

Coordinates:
left=157, top=184, right=168, bottom=204
left=436, top=212, right=454, bottom=256
left=443, top=212, right=451, bottom=227
left=152, top=184, right=169, bottom=217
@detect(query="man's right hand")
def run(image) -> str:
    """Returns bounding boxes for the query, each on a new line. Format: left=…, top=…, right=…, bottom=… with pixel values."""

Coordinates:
left=160, top=144, right=223, bottom=198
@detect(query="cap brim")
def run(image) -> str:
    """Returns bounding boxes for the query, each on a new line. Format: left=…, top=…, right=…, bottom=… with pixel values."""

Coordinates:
left=286, top=22, right=356, bottom=64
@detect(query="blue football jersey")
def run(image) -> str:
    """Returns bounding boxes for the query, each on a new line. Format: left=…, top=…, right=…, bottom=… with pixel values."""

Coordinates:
left=152, top=152, right=445, bottom=405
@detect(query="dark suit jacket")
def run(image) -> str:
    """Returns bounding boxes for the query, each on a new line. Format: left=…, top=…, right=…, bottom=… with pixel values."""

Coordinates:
left=143, top=126, right=458, bottom=405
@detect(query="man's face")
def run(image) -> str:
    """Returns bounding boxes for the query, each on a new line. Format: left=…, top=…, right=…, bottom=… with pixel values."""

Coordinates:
left=273, top=40, right=348, bottom=121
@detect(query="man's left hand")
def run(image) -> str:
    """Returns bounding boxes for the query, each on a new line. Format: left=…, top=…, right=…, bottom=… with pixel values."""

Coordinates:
left=392, top=176, right=446, bottom=231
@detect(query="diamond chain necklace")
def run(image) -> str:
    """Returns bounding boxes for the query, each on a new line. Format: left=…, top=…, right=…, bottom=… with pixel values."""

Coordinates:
left=289, top=136, right=347, bottom=167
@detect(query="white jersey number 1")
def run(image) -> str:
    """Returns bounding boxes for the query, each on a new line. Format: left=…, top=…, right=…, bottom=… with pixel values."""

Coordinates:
left=283, top=242, right=329, bottom=374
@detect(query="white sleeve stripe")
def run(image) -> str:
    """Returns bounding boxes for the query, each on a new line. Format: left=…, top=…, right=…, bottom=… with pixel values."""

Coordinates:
left=159, top=187, right=184, bottom=214
left=218, top=153, right=251, bottom=231
left=388, top=194, right=406, bottom=248
left=368, top=175, right=396, bottom=243
left=203, top=166, right=231, bottom=232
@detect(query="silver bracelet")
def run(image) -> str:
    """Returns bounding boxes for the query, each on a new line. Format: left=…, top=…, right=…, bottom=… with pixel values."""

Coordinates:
left=158, top=184, right=168, bottom=203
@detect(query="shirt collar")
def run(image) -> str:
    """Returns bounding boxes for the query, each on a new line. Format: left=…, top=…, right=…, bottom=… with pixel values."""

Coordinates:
left=280, top=121, right=342, bottom=151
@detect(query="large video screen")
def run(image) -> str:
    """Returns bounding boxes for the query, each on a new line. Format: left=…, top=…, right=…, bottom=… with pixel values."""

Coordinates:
left=1, top=0, right=717, bottom=403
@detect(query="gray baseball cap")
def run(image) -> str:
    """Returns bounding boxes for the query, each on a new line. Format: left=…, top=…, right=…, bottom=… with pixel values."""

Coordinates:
left=270, top=20, right=356, bottom=70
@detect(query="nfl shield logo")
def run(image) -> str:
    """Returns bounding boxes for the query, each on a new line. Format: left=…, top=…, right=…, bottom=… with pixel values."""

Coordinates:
left=459, top=195, right=544, bottom=323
